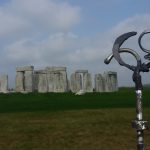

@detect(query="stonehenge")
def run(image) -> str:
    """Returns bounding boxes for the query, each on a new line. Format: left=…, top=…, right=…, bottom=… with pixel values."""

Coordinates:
left=36, top=67, right=68, bottom=93
left=35, top=70, right=47, bottom=93
left=46, top=67, right=68, bottom=93
left=16, top=66, right=34, bottom=92
left=15, top=66, right=118, bottom=93
left=0, top=66, right=118, bottom=93
left=95, top=74, right=105, bottom=92
left=0, top=75, right=8, bottom=93
left=70, top=70, right=93, bottom=93
left=95, top=71, right=118, bottom=92
left=15, top=66, right=68, bottom=93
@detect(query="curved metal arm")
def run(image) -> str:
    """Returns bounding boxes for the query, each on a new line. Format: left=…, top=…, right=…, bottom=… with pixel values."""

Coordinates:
left=138, top=30, right=150, bottom=53
left=104, top=48, right=141, bottom=71
left=138, top=30, right=150, bottom=60
left=104, top=48, right=141, bottom=64
left=112, top=31, right=137, bottom=68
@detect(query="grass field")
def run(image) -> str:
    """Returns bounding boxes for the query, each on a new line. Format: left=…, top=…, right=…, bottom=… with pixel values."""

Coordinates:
left=0, top=88, right=150, bottom=150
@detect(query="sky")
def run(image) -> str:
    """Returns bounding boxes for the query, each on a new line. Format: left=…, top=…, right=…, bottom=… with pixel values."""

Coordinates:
left=0, top=0, right=150, bottom=88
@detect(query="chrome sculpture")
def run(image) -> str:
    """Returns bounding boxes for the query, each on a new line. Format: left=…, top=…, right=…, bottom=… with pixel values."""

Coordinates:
left=104, top=30, right=150, bottom=150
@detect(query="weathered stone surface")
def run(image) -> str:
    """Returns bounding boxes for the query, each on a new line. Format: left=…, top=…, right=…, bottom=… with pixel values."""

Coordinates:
left=70, top=70, right=92, bottom=93
left=14, top=65, right=118, bottom=93
left=15, top=66, right=34, bottom=92
left=24, top=70, right=34, bottom=92
left=46, top=67, right=68, bottom=93
left=16, top=66, right=34, bottom=72
left=47, top=72, right=54, bottom=92
left=53, top=73, right=64, bottom=92
left=75, top=70, right=88, bottom=73
left=38, top=73, right=48, bottom=93
left=0, top=75, right=8, bottom=93
left=33, top=72, right=39, bottom=91
left=16, top=72, right=24, bottom=92
left=59, top=70, right=68, bottom=92
left=103, top=72, right=111, bottom=92
left=67, top=79, right=70, bottom=91
left=75, top=89, right=85, bottom=95
left=103, top=71, right=118, bottom=92
left=70, top=73, right=82, bottom=93
left=83, top=73, right=93, bottom=92
left=95, top=74, right=105, bottom=92
left=34, top=70, right=47, bottom=91
left=108, top=71, right=118, bottom=92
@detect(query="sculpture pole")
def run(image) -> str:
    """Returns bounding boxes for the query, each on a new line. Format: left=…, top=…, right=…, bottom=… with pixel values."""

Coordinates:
left=104, top=30, right=150, bottom=150
left=132, top=68, right=148, bottom=150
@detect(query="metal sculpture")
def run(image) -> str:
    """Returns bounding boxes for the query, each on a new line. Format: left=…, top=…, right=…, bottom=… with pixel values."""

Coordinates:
left=104, top=30, right=150, bottom=150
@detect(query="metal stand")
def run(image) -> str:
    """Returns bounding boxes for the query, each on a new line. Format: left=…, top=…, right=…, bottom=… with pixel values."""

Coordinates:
left=104, top=30, right=150, bottom=150
left=132, top=69, right=149, bottom=150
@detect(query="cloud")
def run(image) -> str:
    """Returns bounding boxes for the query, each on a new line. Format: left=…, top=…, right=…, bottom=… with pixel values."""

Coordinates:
left=0, top=0, right=80, bottom=38
left=0, top=0, right=81, bottom=60
left=0, top=11, right=30, bottom=38
left=112, top=14, right=150, bottom=34
left=0, top=0, right=150, bottom=87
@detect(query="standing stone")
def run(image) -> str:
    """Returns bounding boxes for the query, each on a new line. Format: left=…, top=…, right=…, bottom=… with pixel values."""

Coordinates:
left=33, top=71, right=40, bottom=91
left=75, top=70, right=88, bottom=74
left=95, top=74, right=105, bottom=92
left=83, top=73, right=93, bottom=92
left=70, top=73, right=82, bottom=93
left=38, top=71, right=48, bottom=93
left=16, top=66, right=34, bottom=92
left=46, top=67, right=68, bottom=93
left=53, top=73, right=63, bottom=92
left=24, top=70, right=34, bottom=92
left=75, top=70, right=88, bottom=93
left=16, top=72, right=24, bottom=92
left=70, top=73, right=75, bottom=92
left=103, top=71, right=118, bottom=92
left=103, top=72, right=111, bottom=92
left=0, top=75, right=8, bottom=93
left=70, top=70, right=93, bottom=93
left=67, top=79, right=70, bottom=92
left=47, top=72, right=54, bottom=92
left=59, top=68, right=68, bottom=92
left=33, top=66, right=68, bottom=93
left=108, top=71, right=118, bottom=91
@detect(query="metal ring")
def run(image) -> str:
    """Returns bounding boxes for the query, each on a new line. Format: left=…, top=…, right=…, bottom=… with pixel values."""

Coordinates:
left=104, top=48, right=141, bottom=71
left=112, top=31, right=139, bottom=71
left=138, top=30, right=150, bottom=54
left=112, top=31, right=137, bottom=66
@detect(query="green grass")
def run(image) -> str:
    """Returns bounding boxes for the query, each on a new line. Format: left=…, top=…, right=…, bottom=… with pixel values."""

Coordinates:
left=0, top=109, right=150, bottom=150
left=0, top=87, right=150, bottom=113
left=0, top=87, right=150, bottom=150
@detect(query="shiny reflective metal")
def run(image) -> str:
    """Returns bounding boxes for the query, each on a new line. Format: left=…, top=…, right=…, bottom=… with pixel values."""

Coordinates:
left=104, top=30, right=150, bottom=150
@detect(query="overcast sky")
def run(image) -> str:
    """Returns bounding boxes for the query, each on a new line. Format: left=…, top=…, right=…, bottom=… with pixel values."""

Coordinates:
left=0, top=0, right=150, bottom=88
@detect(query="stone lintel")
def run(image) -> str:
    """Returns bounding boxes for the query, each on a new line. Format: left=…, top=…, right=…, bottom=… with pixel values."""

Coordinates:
left=16, top=66, right=34, bottom=72
left=104, top=71, right=117, bottom=75
left=75, top=70, right=88, bottom=73
left=46, top=66, right=66, bottom=72
left=34, top=70, right=47, bottom=74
